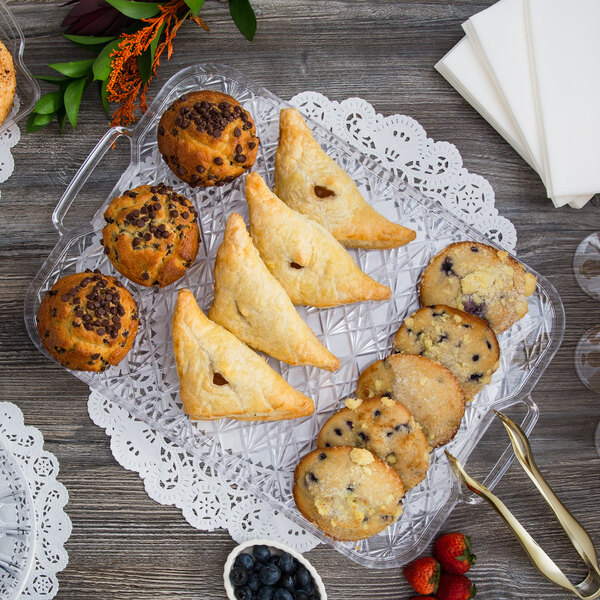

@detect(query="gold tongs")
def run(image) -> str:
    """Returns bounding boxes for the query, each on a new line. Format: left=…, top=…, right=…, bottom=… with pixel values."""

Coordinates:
left=445, top=410, right=600, bottom=600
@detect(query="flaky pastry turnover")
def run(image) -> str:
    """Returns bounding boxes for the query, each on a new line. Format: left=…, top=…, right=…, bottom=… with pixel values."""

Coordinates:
left=173, top=289, right=314, bottom=421
left=209, top=213, right=339, bottom=371
left=245, top=173, right=391, bottom=307
left=274, top=108, right=416, bottom=250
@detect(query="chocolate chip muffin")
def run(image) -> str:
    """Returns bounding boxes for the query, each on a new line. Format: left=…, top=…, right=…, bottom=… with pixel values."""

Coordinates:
left=36, top=270, right=139, bottom=372
left=317, top=397, right=430, bottom=491
left=419, top=241, right=537, bottom=333
left=356, top=354, right=465, bottom=448
left=393, top=305, right=500, bottom=402
left=102, top=183, right=199, bottom=287
left=0, top=40, right=16, bottom=126
left=293, top=446, right=405, bottom=541
left=157, top=90, right=259, bottom=187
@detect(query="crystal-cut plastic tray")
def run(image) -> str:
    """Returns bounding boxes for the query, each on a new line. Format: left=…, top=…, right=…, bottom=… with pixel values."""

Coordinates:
left=24, top=64, right=564, bottom=568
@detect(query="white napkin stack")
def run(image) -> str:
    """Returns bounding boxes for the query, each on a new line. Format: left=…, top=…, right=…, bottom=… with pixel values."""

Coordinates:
left=435, top=0, right=600, bottom=209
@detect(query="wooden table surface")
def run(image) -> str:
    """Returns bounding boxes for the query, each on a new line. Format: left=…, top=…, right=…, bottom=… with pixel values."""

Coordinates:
left=2, top=1, right=599, bottom=598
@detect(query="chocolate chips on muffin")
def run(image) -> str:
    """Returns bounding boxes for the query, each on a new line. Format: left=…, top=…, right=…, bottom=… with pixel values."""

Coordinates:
left=36, top=271, right=139, bottom=372
left=102, top=183, right=200, bottom=287
left=157, top=90, right=259, bottom=188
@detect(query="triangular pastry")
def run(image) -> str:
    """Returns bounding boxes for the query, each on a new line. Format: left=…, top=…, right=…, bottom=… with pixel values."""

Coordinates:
left=246, top=173, right=391, bottom=307
left=173, top=289, right=315, bottom=421
left=209, top=213, right=339, bottom=371
left=274, top=108, right=416, bottom=250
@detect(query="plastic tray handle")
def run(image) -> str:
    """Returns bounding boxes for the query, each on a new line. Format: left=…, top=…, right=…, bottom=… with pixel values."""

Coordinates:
left=51, top=126, right=132, bottom=236
left=455, top=394, right=539, bottom=504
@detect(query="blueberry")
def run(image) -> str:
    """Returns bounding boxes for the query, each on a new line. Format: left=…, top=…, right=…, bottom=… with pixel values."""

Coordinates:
left=257, top=586, right=275, bottom=600
left=230, top=566, right=249, bottom=587
left=253, top=545, right=271, bottom=563
left=294, top=567, right=311, bottom=589
left=268, top=555, right=280, bottom=567
left=278, top=553, right=296, bottom=574
left=273, top=590, right=293, bottom=600
left=463, top=298, right=486, bottom=319
left=235, top=552, right=255, bottom=571
left=280, top=574, right=295, bottom=591
left=235, top=586, right=254, bottom=600
left=293, top=593, right=309, bottom=600
left=259, top=564, right=281, bottom=586
left=298, top=583, right=313, bottom=595
left=248, top=572, right=261, bottom=591
left=441, top=257, right=454, bottom=275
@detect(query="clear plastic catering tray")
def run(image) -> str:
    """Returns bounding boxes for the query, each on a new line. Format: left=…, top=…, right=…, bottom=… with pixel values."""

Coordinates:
left=24, top=64, right=564, bottom=568
left=0, top=0, right=40, bottom=135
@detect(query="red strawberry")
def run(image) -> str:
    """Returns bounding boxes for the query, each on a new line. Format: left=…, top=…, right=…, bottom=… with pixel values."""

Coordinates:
left=410, top=597, right=437, bottom=600
left=434, top=532, right=476, bottom=575
left=403, top=557, right=441, bottom=595
left=436, top=573, right=477, bottom=600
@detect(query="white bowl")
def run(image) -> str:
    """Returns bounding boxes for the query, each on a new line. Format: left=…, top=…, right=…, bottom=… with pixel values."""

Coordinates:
left=223, top=539, right=327, bottom=600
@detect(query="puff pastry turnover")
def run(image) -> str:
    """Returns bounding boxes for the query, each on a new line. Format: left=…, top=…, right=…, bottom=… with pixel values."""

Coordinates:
left=246, top=173, right=391, bottom=307
left=209, top=213, right=339, bottom=371
left=173, top=288, right=315, bottom=421
left=274, top=108, right=416, bottom=250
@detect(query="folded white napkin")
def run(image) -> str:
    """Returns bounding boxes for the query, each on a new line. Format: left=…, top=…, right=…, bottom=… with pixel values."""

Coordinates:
left=463, top=0, right=591, bottom=208
left=435, top=38, right=534, bottom=169
left=435, top=38, right=587, bottom=208
left=526, top=0, right=600, bottom=198
left=435, top=0, right=598, bottom=208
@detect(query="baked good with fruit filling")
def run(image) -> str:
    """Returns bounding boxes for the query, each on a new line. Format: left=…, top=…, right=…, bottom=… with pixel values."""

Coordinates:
left=274, top=108, right=415, bottom=249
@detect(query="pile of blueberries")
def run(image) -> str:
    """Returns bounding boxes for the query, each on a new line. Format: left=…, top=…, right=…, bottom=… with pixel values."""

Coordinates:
left=229, top=544, right=321, bottom=600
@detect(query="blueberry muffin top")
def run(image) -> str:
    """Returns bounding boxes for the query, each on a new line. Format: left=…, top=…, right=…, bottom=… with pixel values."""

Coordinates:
left=157, top=90, right=259, bottom=188
left=419, top=241, right=537, bottom=334
left=393, top=305, right=500, bottom=402
left=317, top=396, right=430, bottom=490
left=102, top=183, right=199, bottom=288
left=356, top=353, right=465, bottom=448
left=293, top=446, right=404, bottom=541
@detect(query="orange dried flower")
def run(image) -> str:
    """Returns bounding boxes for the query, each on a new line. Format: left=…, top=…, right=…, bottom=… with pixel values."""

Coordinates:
left=106, top=0, right=208, bottom=126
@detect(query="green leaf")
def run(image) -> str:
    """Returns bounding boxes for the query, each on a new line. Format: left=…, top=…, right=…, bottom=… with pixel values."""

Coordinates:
left=64, top=34, right=117, bottom=47
left=64, top=77, right=87, bottom=129
left=57, top=107, right=67, bottom=132
left=34, top=91, right=63, bottom=115
left=48, top=58, right=95, bottom=78
left=229, top=0, right=256, bottom=42
left=137, top=49, right=152, bottom=85
left=26, top=112, right=54, bottom=133
left=136, top=21, right=165, bottom=85
left=35, top=74, right=70, bottom=84
left=184, top=0, right=204, bottom=18
left=105, top=0, right=161, bottom=19
left=150, top=21, right=165, bottom=60
left=99, top=79, right=110, bottom=117
left=92, top=39, right=121, bottom=81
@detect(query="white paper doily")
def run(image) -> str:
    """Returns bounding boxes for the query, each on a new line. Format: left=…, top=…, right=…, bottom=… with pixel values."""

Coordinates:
left=87, top=92, right=518, bottom=552
left=0, top=402, right=71, bottom=599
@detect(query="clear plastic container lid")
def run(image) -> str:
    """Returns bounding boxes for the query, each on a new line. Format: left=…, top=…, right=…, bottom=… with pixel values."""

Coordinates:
left=0, top=0, right=40, bottom=135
